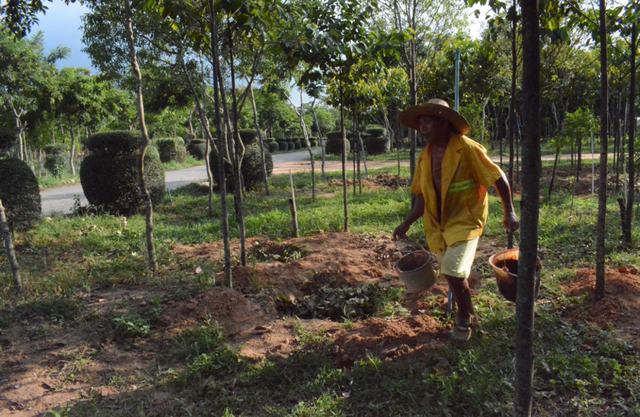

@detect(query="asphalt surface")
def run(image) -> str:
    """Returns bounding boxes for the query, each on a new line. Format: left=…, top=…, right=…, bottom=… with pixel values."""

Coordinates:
left=39, top=150, right=603, bottom=215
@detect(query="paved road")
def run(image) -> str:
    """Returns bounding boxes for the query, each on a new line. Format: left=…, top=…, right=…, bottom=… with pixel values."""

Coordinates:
left=40, top=150, right=605, bottom=215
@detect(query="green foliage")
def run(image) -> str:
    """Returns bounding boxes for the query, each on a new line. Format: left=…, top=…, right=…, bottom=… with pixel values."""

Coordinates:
left=84, top=131, right=144, bottom=158
left=365, top=130, right=390, bottom=155
left=0, top=157, right=41, bottom=230
left=252, top=241, right=308, bottom=263
left=280, top=283, right=404, bottom=322
left=186, top=139, right=207, bottom=160
left=80, top=131, right=165, bottom=215
left=0, top=128, right=16, bottom=153
left=325, top=131, right=351, bottom=155
left=43, top=143, right=69, bottom=178
left=156, top=137, right=187, bottom=163
left=276, top=140, right=288, bottom=151
left=113, top=315, right=151, bottom=338
left=238, top=129, right=260, bottom=146
left=209, top=143, right=273, bottom=191
left=172, top=319, right=226, bottom=361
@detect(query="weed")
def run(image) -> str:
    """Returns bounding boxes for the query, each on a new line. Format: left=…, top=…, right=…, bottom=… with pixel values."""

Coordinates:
left=113, top=315, right=151, bottom=338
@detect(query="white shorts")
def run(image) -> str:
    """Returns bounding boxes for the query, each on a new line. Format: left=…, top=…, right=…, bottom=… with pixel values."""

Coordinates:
left=436, top=237, right=479, bottom=279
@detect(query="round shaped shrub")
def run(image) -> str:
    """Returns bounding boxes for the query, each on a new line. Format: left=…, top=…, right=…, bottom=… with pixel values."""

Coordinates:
left=186, top=139, right=207, bottom=160
left=85, top=131, right=144, bottom=157
left=286, top=141, right=295, bottom=151
left=293, top=139, right=302, bottom=150
left=209, top=143, right=273, bottom=192
left=80, top=131, right=165, bottom=215
left=0, top=157, right=41, bottom=230
left=238, top=129, right=260, bottom=146
left=0, top=128, right=16, bottom=154
left=365, top=134, right=390, bottom=155
left=366, top=126, right=387, bottom=137
left=309, top=137, right=318, bottom=147
left=44, top=143, right=69, bottom=178
left=268, top=141, right=279, bottom=153
left=156, top=137, right=187, bottom=163
left=276, top=140, right=288, bottom=151
left=325, top=131, right=351, bottom=155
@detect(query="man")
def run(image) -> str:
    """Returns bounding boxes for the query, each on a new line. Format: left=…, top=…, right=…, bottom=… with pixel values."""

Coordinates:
left=393, top=99, right=519, bottom=343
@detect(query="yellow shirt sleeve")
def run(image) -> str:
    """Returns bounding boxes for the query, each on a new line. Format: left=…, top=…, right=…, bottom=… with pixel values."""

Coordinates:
left=468, top=142, right=503, bottom=189
left=410, top=149, right=426, bottom=195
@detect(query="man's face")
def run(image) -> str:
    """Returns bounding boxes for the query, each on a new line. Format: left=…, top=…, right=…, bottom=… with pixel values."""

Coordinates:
left=417, top=116, right=446, bottom=143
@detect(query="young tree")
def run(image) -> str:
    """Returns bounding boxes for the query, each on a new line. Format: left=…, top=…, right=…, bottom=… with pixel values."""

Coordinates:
left=515, top=2, right=541, bottom=415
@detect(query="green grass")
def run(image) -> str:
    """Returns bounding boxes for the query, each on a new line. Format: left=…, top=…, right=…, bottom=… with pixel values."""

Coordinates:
left=3, top=166, right=640, bottom=416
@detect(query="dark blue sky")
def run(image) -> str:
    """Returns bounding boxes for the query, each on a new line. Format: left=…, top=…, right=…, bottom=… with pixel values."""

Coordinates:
left=30, top=1, right=94, bottom=71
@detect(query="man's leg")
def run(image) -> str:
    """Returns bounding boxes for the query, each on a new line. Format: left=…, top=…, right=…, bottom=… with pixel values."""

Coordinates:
left=437, top=238, right=479, bottom=342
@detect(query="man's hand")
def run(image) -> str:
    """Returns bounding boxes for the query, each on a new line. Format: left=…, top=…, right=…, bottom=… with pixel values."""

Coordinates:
left=503, top=212, right=519, bottom=234
left=393, top=222, right=411, bottom=240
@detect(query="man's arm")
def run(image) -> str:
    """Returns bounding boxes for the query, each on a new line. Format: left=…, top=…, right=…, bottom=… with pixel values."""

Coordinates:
left=494, top=174, right=519, bottom=233
left=393, top=194, right=425, bottom=240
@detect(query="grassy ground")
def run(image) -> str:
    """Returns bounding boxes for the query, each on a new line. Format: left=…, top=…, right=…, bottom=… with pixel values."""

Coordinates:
left=1, top=165, right=640, bottom=416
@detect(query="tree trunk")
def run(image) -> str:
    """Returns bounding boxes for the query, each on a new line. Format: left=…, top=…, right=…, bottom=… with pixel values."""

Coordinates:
left=208, top=0, right=232, bottom=287
left=226, top=21, right=247, bottom=267
left=595, top=0, right=608, bottom=300
left=548, top=151, right=559, bottom=203
left=624, top=22, right=637, bottom=245
left=340, top=75, right=348, bottom=232
left=248, top=80, right=270, bottom=196
left=288, top=92, right=315, bottom=200
left=514, top=1, right=541, bottom=415
left=311, top=101, right=326, bottom=179
left=68, top=120, right=76, bottom=176
left=123, top=0, right=157, bottom=273
left=507, top=0, right=517, bottom=249
left=0, top=198, right=21, bottom=292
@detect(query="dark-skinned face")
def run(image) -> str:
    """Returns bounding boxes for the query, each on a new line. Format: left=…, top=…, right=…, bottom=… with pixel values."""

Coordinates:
left=417, top=115, right=448, bottom=145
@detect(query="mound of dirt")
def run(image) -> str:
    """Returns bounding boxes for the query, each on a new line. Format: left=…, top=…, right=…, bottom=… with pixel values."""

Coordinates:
left=561, top=267, right=640, bottom=345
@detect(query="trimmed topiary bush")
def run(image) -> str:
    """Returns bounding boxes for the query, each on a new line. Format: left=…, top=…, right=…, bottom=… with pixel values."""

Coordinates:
left=266, top=138, right=279, bottom=153
left=80, top=131, right=165, bottom=215
left=186, top=139, right=207, bottom=160
left=43, top=143, right=69, bottom=178
left=0, top=128, right=16, bottom=154
left=209, top=143, right=273, bottom=192
left=293, top=138, right=302, bottom=150
left=238, top=129, right=261, bottom=146
left=0, top=157, right=41, bottom=230
left=325, top=131, right=351, bottom=155
left=286, top=140, right=295, bottom=151
left=156, top=137, right=187, bottom=163
left=309, top=137, right=318, bottom=147
left=276, top=140, right=288, bottom=151
left=365, top=126, right=390, bottom=155
left=85, top=131, right=144, bottom=157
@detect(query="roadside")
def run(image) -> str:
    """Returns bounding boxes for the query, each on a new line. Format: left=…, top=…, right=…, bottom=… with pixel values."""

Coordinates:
left=39, top=150, right=609, bottom=215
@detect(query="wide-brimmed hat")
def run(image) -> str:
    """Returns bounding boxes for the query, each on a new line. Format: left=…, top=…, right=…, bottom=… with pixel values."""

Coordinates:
left=398, top=99, right=471, bottom=135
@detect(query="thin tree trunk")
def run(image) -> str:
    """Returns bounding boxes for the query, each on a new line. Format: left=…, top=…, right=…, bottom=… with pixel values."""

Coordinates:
left=68, top=120, right=76, bottom=176
left=208, top=0, right=232, bottom=287
left=288, top=92, right=315, bottom=200
left=595, top=0, right=608, bottom=300
left=624, top=22, right=637, bottom=245
left=123, top=0, right=157, bottom=273
left=548, top=151, right=559, bottom=203
left=248, top=79, right=270, bottom=196
left=507, top=0, right=517, bottom=249
left=311, top=101, right=326, bottom=179
left=514, top=1, right=541, bottom=415
left=340, top=75, right=348, bottom=232
left=0, top=198, right=21, bottom=292
left=226, top=20, right=247, bottom=267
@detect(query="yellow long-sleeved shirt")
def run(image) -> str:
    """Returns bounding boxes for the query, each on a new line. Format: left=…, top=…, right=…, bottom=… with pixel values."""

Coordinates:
left=410, top=133, right=504, bottom=256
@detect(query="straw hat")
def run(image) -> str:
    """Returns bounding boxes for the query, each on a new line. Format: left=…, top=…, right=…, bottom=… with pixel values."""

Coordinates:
left=398, top=99, right=471, bottom=135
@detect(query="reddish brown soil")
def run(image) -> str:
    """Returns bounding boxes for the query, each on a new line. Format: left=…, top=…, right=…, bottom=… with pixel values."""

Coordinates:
left=561, top=267, right=640, bottom=345
left=2, top=232, right=639, bottom=416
